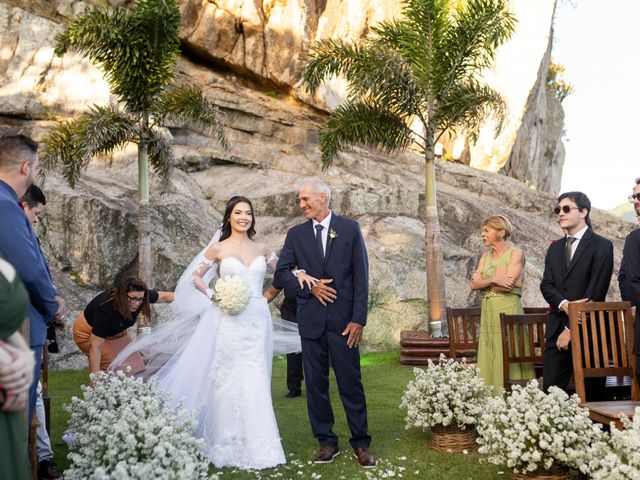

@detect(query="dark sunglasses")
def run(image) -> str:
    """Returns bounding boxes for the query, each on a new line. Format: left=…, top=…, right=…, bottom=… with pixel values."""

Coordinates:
left=629, top=193, right=640, bottom=203
left=554, top=205, right=580, bottom=215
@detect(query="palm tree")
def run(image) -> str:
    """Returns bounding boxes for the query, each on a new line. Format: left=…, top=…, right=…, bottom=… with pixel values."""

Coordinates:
left=41, top=0, right=227, bottom=321
left=301, top=0, right=516, bottom=336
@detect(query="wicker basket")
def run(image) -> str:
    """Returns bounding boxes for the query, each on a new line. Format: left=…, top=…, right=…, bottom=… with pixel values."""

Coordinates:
left=428, top=424, right=478, bottom=453
left=511, top=464, right=571, bottom=480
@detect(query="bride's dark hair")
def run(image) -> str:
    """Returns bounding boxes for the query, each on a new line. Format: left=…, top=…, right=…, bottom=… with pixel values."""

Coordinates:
left=219, top=196, right=256, bottom=241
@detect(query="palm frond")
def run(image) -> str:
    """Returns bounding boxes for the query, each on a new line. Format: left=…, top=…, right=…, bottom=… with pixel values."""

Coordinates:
left=40, top=105, right=138, bottom=187
left=435, top=81, right=507, bottom=142
left=153, top=86, right=228, bottom=149
left=54, top=0, right=180, bottom=111
left=319, top=100, right=415, bottom=169
left=146, top=128, right=174, bottom=188
left=440, top=0, right=516, bottom=90
left=302, top=39, right=424, bottom=117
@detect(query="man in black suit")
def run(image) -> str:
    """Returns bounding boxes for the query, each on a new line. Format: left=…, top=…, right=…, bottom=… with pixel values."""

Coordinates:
left=621, top=178, right=640, bottom=384
left=540, top=191, right=613, bottom=399
left=281, top=288, right=303, bottom=398
left=274, top=177, right=374, bottom=468
left=618, top=177, right=640, bottom=301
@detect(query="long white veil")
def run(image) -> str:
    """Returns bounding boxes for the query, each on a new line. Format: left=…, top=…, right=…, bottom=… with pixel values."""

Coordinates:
left=110, top=227, right=301, bottom=379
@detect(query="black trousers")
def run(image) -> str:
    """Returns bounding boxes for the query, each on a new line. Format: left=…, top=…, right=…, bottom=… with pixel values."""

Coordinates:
left=543, top=333, right=606, bottom=401
left=282, top=299, right=303, bottom=392
left=287, top=352, right=304, bottom=391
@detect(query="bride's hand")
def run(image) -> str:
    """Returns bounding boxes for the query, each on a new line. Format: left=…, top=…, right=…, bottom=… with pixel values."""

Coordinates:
left=297, top=272, right=319, bottom=290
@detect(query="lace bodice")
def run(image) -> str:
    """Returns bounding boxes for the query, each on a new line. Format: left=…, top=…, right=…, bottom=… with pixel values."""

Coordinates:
left=219, top=256, right=267, bottom=297
left=191, top=252, right=277, bottom=300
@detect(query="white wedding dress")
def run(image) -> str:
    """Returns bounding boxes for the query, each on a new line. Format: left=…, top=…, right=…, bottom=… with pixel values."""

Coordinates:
left=111, top=242, right=301, bottom=470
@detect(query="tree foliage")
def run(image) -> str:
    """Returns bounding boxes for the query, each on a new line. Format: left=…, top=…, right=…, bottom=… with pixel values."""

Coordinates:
left=302, top=0, right=516, bottom=167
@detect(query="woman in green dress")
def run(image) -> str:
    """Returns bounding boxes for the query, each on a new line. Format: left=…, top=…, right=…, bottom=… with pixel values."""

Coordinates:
left=470, top=215, right=534, bottom=392
left=0, top=256, right=34, bottom=480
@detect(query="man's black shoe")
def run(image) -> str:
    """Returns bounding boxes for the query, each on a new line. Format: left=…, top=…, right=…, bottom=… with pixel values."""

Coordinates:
left=38, top=458, right=63, bottom=480
left=285, top=390, right=301, bottom=398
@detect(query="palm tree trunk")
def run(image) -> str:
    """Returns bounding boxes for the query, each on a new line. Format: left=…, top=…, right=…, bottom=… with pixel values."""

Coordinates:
left=424, top=125, right=448, bottom=337
left=137, top=141, right=152, bottom=334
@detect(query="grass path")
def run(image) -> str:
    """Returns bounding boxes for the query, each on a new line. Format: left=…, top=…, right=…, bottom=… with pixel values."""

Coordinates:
left=49, top=351, right=506, bottom=479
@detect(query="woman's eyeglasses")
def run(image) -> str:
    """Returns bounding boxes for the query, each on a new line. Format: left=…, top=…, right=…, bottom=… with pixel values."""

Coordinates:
left=127, top=295, right=144, bottom=304
left=553, top=205, right=580, bottom=215
left=629, top=193, right=640, bottom=203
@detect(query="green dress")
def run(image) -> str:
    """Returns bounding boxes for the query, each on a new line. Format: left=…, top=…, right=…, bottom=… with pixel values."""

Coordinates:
left=0, top=260, right=31, bottom=480
left=477, top=248, right=534, bottom=393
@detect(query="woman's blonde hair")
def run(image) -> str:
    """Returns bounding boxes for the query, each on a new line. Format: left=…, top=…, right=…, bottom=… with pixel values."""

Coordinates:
left=482, top=215, right=513, bottom=239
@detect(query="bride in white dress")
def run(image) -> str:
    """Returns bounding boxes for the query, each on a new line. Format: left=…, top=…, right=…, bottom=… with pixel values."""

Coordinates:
left=110, top=196, right=310, bottom=469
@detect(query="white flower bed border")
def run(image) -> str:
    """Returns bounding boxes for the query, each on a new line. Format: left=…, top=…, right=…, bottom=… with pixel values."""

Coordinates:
left=64, top=370, right=212, bottom=480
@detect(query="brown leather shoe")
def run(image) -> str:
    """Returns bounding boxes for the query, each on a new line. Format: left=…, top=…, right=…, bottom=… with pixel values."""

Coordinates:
left=314, top=444, right=340, bottom=463
left=353, top=447, right=376, bottom=468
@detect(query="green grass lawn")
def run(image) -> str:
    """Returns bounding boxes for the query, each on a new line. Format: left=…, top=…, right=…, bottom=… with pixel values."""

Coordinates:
left=49, top=351, right=507, bottom=479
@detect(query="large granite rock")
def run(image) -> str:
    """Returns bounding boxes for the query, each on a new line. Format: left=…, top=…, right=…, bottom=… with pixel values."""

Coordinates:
left=0, top=1, right=608, bottom=370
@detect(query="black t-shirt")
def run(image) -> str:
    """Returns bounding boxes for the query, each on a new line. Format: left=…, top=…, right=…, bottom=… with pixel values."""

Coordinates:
left=84, top=289, right=159, bottom=339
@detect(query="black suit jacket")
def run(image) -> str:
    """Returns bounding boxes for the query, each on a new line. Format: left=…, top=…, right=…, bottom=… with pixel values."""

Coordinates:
left=623, top=229, right=640, bottom=351
left=540, top=228, right=613, bottom=339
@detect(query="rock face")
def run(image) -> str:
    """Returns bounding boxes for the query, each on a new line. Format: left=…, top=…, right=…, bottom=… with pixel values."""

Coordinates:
left=0, top=1, right=608, bottom=371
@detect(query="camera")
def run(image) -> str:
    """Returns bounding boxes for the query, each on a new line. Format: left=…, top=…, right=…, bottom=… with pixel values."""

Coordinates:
left=46, top=323, right=59, bottom=354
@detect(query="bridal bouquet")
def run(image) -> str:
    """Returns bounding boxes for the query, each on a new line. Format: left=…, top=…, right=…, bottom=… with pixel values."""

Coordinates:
left=213, top=274, right=251, bottom=315
left=64, top=370, right=211, bottom=480
left=400, top=354, right=493, bottom=430
left=587, top=408, right=640, bottom=479
left=476, top=380, right=602, bottom=475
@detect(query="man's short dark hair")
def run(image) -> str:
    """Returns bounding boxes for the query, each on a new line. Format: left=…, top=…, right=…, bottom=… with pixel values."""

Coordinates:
left=0, top=134, right=38, bottom=169
left=558, top=191, right=592, bottom=228
left=21, top=184, right=46, bottom=208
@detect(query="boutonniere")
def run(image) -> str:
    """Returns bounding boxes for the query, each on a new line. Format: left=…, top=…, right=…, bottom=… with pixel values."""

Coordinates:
left=328, top=228, right=338, bottom=241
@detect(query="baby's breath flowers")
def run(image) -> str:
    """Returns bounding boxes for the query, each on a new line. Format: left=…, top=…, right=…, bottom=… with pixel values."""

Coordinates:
left=476, top=380, right=602, bottom=475
left=400, top=354, right=493, bottom=430
left=64, top=370, right=211, bottom=480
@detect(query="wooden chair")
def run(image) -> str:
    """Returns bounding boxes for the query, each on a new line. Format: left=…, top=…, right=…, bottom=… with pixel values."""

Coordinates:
left=568, top=301, right=640, bottom=429
left=500, top=313, right=547, bottom=391
left=447, top=306, right=550, bottom=361
left=447, top=307, right=481, bottom=360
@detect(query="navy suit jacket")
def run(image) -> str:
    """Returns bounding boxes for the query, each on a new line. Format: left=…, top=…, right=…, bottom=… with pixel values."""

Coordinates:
left=540, top=228, right=613, bottom=339
left=274, top=214, right=368, bottom=339
left=0, top=180, right=57, bottom=347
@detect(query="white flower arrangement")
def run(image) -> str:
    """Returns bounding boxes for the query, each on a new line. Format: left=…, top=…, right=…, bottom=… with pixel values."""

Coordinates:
left=476, top=380, right=602, bottom=474
left=400, top=354, right=493, bottom=430
left=587, top=407, right=640, bottom=479
left=213, top=274, right=251, bottom=315
left=64, top=370, right=212, bottom=480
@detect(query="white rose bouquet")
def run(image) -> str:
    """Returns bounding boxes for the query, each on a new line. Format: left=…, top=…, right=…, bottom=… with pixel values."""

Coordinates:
left=64, top=370, right=211, bottom=480
left=587, top=407, right=640, bottom=479
left=476, top=380, right=602, bottom=475
left=213, top=274, right=251, bottom=315
left=400, top=354, right=493, bottom=430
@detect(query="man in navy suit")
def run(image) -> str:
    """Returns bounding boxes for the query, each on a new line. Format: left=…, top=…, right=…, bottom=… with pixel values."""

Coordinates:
left=540, top=191, right=613, bottom=400
left=274, top=178, right=375, bottom=468
left=0, top=134, right=62, bottom=423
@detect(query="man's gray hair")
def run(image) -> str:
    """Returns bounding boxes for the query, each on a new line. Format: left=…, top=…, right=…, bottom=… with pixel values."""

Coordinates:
left=298, top=176, right=331, bottom=206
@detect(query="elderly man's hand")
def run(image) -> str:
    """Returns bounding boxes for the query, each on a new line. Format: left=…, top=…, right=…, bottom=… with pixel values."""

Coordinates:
left=311, top=279, right=337, bottom=306
left=342, top=322, right=364, bottom=348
